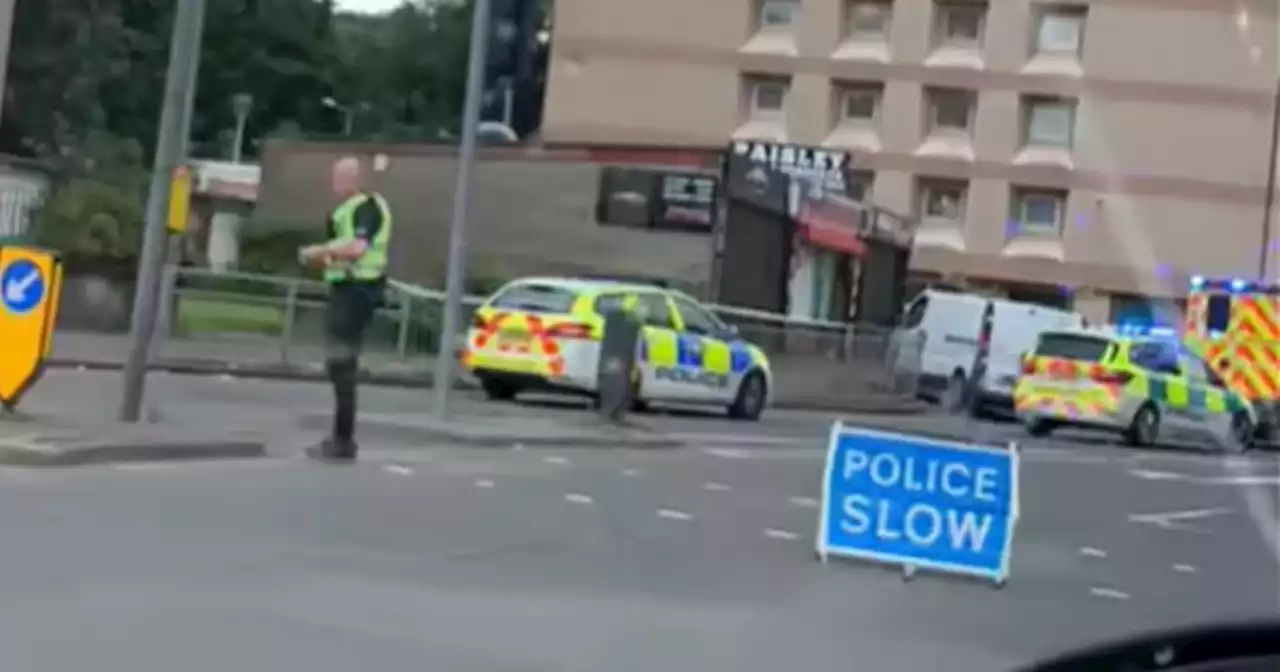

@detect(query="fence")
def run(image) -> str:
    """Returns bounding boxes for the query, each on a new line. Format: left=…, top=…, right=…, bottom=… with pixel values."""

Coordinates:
left=166, top=267, right=922, bottom=406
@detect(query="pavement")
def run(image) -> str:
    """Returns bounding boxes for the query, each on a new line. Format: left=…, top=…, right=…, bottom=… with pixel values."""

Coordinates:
left=47, top=330, right=929, bottom=414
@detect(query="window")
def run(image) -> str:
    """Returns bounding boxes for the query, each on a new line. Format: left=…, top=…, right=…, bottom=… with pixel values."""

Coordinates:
left=1130, top=341, right=1180, bottom=374
left=674, top=296, right=726, bottom=335
left=1024, top=97, right=1075, bottom=148
left=1011, top=189, right=1066, bottom=234
left=847, top=170, right=875, bottom=202
left=759, top=0, right=798, bottom=28
left=1034, top=333, right=1111, bottom=362
left=936, top=1, right=986, bottom=45
left=927, top=87, right=974, bottom=132
left=490, top=283, right=579, bottom=314
left=749, top=78, right=788, bottom=116
left=901, top=296, right=929, bottom=329
left=1205, top=295, right=1232, bottom=333
left=847, top=0, right=892, bottom=38
left=919, top=179, right=967, bottom=219
left=634, top=293, right=675, bottom=328
left=1035, top=6, right=1087, bottom=56
left=592, top=293, right=628, bottom=316
left=839, top=83, right=882, bottom=122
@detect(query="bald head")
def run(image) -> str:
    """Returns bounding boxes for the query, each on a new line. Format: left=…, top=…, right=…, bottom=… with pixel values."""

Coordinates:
left=331, top=156, right=363, bottom=198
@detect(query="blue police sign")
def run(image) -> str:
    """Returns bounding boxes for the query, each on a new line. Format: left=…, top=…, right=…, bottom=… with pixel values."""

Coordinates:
left=816, top=424, right=1020, bottom=585
left=0, top=258, right=45, bottom=315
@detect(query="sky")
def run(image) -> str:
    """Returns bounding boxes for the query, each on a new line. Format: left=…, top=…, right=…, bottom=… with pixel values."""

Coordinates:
left=335, top=0, right=406, bottom=14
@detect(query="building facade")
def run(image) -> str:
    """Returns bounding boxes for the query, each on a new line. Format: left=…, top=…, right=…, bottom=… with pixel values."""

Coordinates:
left=542, top=0, right=1280, bottom=322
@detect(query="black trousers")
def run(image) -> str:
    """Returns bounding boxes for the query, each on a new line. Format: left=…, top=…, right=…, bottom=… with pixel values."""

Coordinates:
left=325, top=279, right=383, bottom=449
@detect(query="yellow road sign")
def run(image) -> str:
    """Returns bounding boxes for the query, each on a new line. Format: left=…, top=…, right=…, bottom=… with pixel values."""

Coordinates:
left=0, top=246, right=62, bottom=410
left=167, top=164, right=193, bottom=233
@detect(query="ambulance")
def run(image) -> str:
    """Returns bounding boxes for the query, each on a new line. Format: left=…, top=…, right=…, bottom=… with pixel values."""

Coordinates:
left=1184, top=276, right=1280, bottom=443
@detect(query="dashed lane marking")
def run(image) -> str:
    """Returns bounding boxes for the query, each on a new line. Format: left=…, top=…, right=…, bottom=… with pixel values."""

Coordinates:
left=1078, top=547, right=1107, bottom=559
left=788, top=496, right=819, bottom=508
left=382, top=465, right=414, bottom=476
left=542, top=455, right=569, bottom=466
left=1089, top=587, right=1131, bottom=601
left=564, top=493, right=593, bottom=505
left=657, top=508, right=693, bottom=521
left=1172, top=563, right=1198, bottom=574
left=474, top=479, right=495, bottom=488
left=702, top=481, right=730, bottom=491
left=621, top=469, right=642, bottom=477
left=764, top=528, right=799, bottom=541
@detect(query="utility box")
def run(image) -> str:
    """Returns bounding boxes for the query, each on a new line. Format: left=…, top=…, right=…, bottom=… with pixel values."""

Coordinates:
left=596, top=309, right=641, bottom=422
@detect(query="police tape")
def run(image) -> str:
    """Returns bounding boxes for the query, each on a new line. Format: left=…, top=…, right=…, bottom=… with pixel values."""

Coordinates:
left=815, top=423, right=1020, bottom=587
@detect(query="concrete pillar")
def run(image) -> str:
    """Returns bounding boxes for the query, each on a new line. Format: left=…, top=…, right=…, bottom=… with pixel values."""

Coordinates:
left=0, top=0, right=16, bottom=128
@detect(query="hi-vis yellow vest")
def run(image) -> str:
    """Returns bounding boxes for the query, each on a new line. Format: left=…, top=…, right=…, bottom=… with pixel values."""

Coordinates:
left=324, top=192, right=393, bottom=283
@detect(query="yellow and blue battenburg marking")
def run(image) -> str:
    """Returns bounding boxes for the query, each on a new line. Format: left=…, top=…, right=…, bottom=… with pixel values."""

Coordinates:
left=640, top=334, right=756, bottom=375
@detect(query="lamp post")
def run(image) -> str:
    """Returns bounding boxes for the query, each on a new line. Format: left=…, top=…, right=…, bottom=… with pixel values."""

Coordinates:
left=322, top=96, right=354, bottom=136
left=230, top=93, right=253, bottom=163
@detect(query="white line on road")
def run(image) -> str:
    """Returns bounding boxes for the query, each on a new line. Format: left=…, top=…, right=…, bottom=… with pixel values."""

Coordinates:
left=788, top=496, right=819, bottom=508
left=474, top=479, right=495, bottom=488
left=564, top=493, right=593, bottom=504
left=1172, top=563, right=1198, bottom=574
left=1089, top=587, right=1131, bottom=601
left=216, top=374, right=235, bottom=382
left=702, top=481, right=730, bottom=492
left=1128, top=508, right=1233, bottom=531
left=1201, top=474, right=1280, bottom=486
left=1128, top=469, right=1188, bottom=481
left=621, top=469, right=642, bottom=477
left=657, top=508, right=693, bottom=521
left=765, top=528, right=799, bottom=541
left=382, top=465, right=414, bottom=476
left=542, top=455, right=569, bottom=466
left=512, top=443, right=525, bottom=451
left=1078, top=547, right=1108, bottom=559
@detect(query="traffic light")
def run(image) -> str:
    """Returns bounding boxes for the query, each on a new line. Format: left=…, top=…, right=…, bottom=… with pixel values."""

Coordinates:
left=482, top=0, right=547, bottom=139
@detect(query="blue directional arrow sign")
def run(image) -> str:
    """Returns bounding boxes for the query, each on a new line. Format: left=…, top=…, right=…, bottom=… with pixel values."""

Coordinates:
left=1, top=258, right=45, bottom=315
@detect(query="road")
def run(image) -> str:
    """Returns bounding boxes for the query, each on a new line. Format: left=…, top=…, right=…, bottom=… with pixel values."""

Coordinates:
left=0, top=370, right=1275, bottom=670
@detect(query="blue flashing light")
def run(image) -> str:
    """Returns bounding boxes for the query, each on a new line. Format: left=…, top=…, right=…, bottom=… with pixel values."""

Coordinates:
left=1114, top=322, right=1177, bottom=339
left=1231, top=277, right=1249, bottom=292
left=1190, top=275, right=1205, bottom=290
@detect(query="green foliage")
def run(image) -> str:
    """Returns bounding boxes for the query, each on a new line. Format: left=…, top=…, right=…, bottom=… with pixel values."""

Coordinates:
left=236, top=227, right=318, bottom=276
left=28, top=178, right=145, bottom=270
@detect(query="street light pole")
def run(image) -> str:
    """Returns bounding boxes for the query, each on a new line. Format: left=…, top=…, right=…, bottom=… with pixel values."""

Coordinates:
left=230, top=93, right=253, bottom=163
left=118, top=0, right=207, bottom=423
left=431, top=0, right=493, bottom=419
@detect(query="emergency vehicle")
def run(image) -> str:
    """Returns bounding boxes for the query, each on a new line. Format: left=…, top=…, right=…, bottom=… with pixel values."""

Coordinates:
left=1183, top=276, right=1280, bottom=443
left=1013, top=325, right=1255, bottom=452
left=461, top=277, right=773, bottom=420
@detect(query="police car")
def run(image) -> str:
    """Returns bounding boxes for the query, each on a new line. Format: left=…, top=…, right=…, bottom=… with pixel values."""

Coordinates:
left=1013, top=324, right=1255, bottom=452
left=461, top=277, right=773, bottom=420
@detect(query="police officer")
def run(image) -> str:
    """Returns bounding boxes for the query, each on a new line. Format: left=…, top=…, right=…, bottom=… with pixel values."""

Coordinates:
left=299, top=156, right=393, bottom=462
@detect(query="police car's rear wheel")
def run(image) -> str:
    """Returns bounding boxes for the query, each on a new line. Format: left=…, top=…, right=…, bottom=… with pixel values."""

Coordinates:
left=1125, top=403, right=1159, bottom=447
left=479, top=376, right=519, bottom=401
left=1227, top=412, right=1254, bottom=454
left=729, top=371, right=767, bottom=421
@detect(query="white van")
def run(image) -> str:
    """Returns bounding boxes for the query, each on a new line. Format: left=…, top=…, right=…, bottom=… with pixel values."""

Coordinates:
left=897, top=289, right=1086, bottom=417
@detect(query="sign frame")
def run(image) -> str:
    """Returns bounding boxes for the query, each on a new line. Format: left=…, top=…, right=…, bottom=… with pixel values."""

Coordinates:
left=814, top=422, right=1021, bottom=588
left=0, top=245, right=63, bottom=411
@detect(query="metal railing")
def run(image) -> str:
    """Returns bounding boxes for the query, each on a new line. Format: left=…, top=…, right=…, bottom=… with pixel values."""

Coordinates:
left=165, top=268, right=923, bottom=406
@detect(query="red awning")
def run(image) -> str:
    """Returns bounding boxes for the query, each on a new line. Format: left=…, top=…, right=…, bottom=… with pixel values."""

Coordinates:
left=796, top=201, right=866, bottom=256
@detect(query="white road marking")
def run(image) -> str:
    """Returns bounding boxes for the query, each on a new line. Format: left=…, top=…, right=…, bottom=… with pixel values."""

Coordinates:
left=702, top=447, right=753, bottom=460
left=512, top=443, right=525, bottom=451
left=1128, top=508, right=1233, bottom=531
left=621, top=468, right=642, bottom=477
left=1172, top=563, right=1198, bottom=574
left=474, top=479, right=495, bottom=488
left=542, top=455, right=569, bottom=465
left=1128, top=469, right=1188, bottom=481
left=657, top=508, right=693, bottom=521
left=789, top=496, right=819, bottom=508
left=564, top=493, right=592, bottom=504
left=1089, top=587, right=1131, bottom=601
left=382, top=465, right=414, bottom=476
left=765, top=528, right=799, bottom=541
left=1200, top=474, right=1280, bottom=486
left=216, top=374, right=235, bottom=382
left=1078, top=547, right=1108, bottom=559
left=702, top=481, right=730, bottom=492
